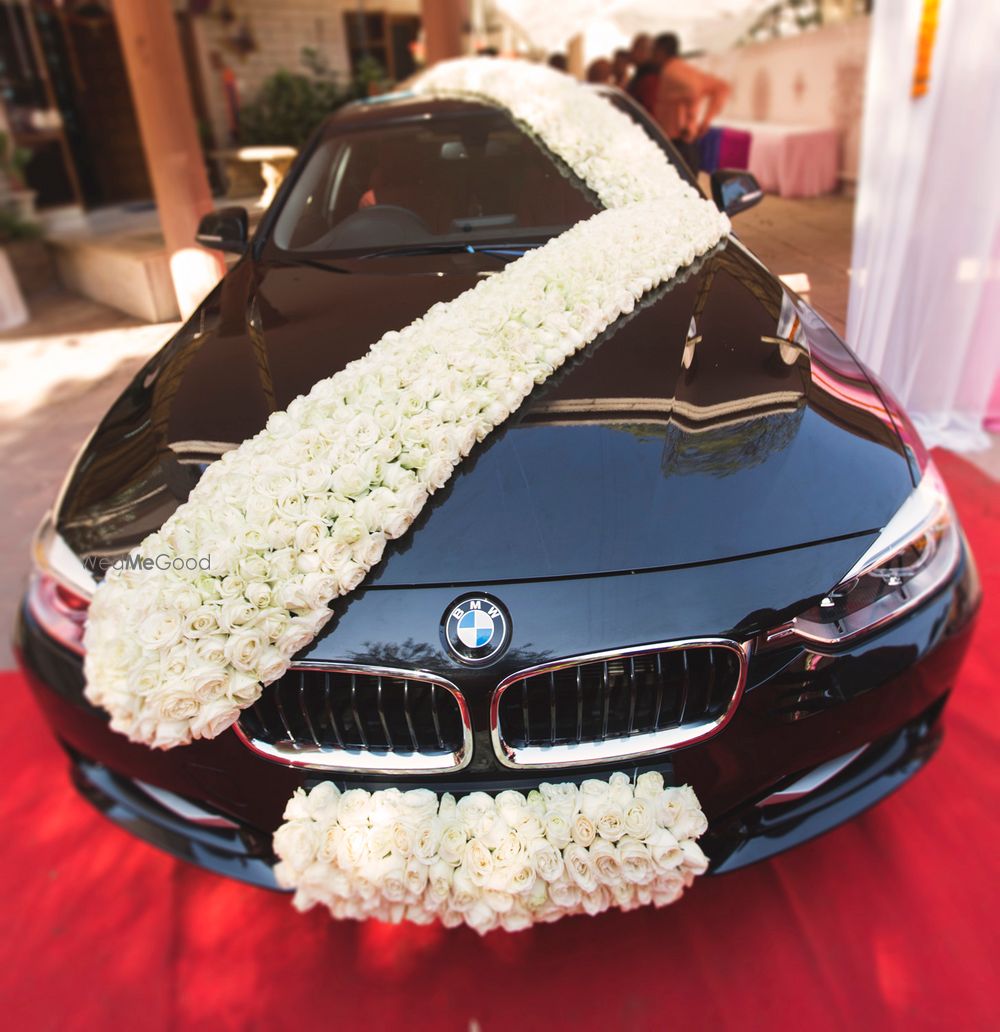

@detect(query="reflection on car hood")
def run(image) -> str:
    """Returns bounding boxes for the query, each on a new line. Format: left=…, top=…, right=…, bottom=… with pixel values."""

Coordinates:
left=57, top=243, right=914, bottom=586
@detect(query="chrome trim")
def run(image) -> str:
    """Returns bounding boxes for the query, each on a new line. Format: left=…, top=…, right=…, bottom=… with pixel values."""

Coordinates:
left=135, top=779, right=240, bottom=828
left=756, top=746, right=868, bottom=807
left=234, top=662, right=473, bottom=774
left=32, top=512, right=97, bottom=599
left=490, top=638, right=751, bottom=770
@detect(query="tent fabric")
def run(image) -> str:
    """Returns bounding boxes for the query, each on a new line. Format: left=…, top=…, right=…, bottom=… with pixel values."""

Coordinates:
left=847, top=0, right=1000, bottom=451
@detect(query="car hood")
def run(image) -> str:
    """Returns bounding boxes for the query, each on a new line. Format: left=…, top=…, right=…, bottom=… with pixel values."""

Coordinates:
left=57, top=242, right=914, bottom=586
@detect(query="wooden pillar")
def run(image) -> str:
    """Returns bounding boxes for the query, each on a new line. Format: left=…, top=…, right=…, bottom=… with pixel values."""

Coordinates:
left=567, top=34, right=585, bottom=80
left=421, top=0, right=467, bottom=66
left=111, top=0, right=224, bottom=318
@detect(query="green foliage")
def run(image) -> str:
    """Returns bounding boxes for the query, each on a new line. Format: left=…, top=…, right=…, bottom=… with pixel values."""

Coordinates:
left=0, top=207, right=42, bottom=245
left=0, top=130, right=33, bottom=188
left=238, top=49, right=389, bottom=148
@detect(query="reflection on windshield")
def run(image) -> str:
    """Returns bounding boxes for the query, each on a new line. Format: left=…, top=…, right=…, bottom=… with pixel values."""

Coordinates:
left=271, top=107, right=600, bottom=255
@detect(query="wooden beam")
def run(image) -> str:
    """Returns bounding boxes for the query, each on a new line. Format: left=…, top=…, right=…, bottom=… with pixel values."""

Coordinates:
left=111, top=0, right=223, bottom=317
left=421, top=0, right=467, bottom=67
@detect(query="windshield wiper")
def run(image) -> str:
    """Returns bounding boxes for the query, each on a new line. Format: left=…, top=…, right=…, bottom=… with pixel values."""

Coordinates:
left=359, top=243, right=535, bottom=260
left=288, top=257, right=351, bottom=274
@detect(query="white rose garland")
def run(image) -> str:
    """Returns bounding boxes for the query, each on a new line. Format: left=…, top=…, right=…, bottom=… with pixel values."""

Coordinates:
left=274, top=772, right=710, bottom=935
left=79, top=57, right=727, bottom=930
left=416, top=57, right=701, bottom=210
left=84, top=197, right=727, bottom=748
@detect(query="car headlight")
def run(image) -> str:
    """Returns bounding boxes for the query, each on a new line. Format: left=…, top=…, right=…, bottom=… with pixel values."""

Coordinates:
left=768, top=461, right=961, bottom=648
left=26, top=513, right=95, bottom=655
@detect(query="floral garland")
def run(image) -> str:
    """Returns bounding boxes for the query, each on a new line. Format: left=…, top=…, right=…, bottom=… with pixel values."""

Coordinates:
left=80, top=58, right=729, bottom=932
left=274, top=772, right=709, bottom=935
left=416, top=58, right=700, bottom=209
left=83, top=67, right=729, bottom=748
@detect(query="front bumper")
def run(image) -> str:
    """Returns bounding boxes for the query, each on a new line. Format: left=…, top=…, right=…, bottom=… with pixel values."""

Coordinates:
left=15, top=540, right=980, bottom=885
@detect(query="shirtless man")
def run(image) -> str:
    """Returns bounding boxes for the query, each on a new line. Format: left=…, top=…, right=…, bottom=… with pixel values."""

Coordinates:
left=631, top=32, right=730, bottom=176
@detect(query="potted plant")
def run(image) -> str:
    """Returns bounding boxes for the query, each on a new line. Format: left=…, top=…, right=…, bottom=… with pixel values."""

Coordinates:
left=0, top=130, right=36, bottom=220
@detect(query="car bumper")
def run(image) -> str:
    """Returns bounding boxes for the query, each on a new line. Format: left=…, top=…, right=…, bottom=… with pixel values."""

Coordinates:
left=14, top=540, right=980, bottom=886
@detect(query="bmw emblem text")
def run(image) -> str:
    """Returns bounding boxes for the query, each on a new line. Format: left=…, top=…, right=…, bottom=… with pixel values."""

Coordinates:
left=442, top=594, right=511, bottom=665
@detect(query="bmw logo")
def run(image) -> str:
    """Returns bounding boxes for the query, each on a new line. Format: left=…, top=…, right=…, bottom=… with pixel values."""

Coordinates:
left=442, top=594, right=511, bottom=665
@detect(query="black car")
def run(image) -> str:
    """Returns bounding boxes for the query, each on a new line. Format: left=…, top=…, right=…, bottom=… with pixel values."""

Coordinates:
left=16, top=89, right=980, bottom=888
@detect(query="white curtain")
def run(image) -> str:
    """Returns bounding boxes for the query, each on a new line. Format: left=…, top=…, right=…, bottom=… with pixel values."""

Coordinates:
left=847, top=0, right=1000, bottom=452
left=491, top=1, right=775, bottom=55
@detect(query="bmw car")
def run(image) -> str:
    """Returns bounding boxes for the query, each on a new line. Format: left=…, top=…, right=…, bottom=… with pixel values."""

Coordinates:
left=16, top=88, right=980, bottom=887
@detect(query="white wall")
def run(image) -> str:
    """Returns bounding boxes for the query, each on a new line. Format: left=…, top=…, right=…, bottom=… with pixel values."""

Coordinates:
left=699, top=17, right=870, bottom=182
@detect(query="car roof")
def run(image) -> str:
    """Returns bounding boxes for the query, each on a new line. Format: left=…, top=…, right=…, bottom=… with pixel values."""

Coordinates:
left=325, top=92, right=498, bottom=133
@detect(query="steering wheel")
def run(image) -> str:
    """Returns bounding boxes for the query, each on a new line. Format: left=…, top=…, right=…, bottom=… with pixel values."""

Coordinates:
left=322, top=204, right=432, bottom=249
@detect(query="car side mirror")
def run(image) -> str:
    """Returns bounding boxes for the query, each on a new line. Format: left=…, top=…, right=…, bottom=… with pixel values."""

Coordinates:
left=710, top=170, right=763, bottom=216
left=195, top=207, right=248, bottom=254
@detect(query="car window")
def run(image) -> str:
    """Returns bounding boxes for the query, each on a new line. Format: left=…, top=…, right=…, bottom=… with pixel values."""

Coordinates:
left=271, top=108, right=601, bottom=254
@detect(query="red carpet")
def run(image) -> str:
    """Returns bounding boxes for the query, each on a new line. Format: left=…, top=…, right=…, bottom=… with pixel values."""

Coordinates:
left=2, top=448, right=997, bottom=1031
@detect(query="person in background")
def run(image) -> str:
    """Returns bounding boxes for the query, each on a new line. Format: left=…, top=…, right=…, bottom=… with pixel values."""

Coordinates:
left=611, top=48, right=632, bottom=89
left=547, top=53, right=568, bottom=73
left=635, top=32, right=730, bottom=176
left=587, top=57, right=613, bottom=84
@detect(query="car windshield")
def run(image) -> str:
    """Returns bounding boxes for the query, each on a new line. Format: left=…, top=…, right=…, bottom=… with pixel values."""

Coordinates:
left=270, top=106, right=601, bottom=255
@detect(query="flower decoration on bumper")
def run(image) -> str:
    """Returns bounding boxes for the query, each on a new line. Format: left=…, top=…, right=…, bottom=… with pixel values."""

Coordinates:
left=274, top=773, right=710, bottom=934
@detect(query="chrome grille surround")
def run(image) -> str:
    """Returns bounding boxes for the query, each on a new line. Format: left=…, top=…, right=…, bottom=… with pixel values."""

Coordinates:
left=234, top=663, right=473, bottom=774
left=490, top=638, right=751, bottom=769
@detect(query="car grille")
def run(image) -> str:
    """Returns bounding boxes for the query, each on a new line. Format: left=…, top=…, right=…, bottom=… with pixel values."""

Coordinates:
left=234, top=666, right=472, bottom=773
left=491, top=641, right=748, bottom=768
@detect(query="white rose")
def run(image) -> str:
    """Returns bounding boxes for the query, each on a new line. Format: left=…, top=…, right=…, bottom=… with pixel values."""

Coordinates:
left=543, top=811, right=572, bottom=850
left=671, top=805, right=709, bottom=841
left=571, top=813, right=596, bottom=847
left=398, top=788, right=439, bottom=825
left=456, top=792, right=494, bottom=833
left=183, top=605, right=219, bottom=639
left=225, top=671, right=261, bottom=706
left=648, top=827, right=683, bottom=871
left=143, top=717, right=190, bottom=750
left=224, top=628, right=264, bottom=673
left=336, top=826, right=369, bottom=870
left=374, top=854, right=408, bottom=902
left=439, top=821, right=468, bottom=866
left=462, top=838, right=494, bottom=888
left=595, top=805, right=626, bottom=842
left=563, top=842, right=598, bottom=893
left=282, top=787, right=311, bottom=821
left=651, top=872, right=687, bottom=907
left=618, top=838, right=656, bottom=885
left=404, top=857, right=429, bottom=898
left=336, top=788, right=372, bottom=828
left=623, top=797, right=655, bottom=840
left=495, top=790, right=530, bottom=826
left=589, top=839, right=623, bottom=886
left=427, top=859, right=454, bottom=903
left=529, top=839, right=564, bottom=883
left=306, top=781, right=341, bottom=823
left=547, top=876, right=582, bottom=909
left=679, top=838, right=709, bottom=875
left=190, top=698, right=239, bottom=740
left=273, top=818, right=319, bottom=872
left=137, top=611, right=183, bottom=651
left=156, top=686, right=199, bottom=723
left=580, top=885, right=612, bottom=917
left=634, top=770, right=665, bottom=799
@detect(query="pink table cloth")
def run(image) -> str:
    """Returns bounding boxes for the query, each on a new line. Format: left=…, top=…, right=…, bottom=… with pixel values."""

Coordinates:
left=715, top=120, right=840, bottom=198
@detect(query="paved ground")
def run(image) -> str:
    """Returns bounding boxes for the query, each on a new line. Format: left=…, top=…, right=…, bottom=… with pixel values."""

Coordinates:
left=0, top=291, right=179, bottom=665
left=2, top=193, right=996, bottom=667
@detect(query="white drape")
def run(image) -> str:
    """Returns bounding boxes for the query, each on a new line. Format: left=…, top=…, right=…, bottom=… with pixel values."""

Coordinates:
left=847, top=0, right=1000, bottom=452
